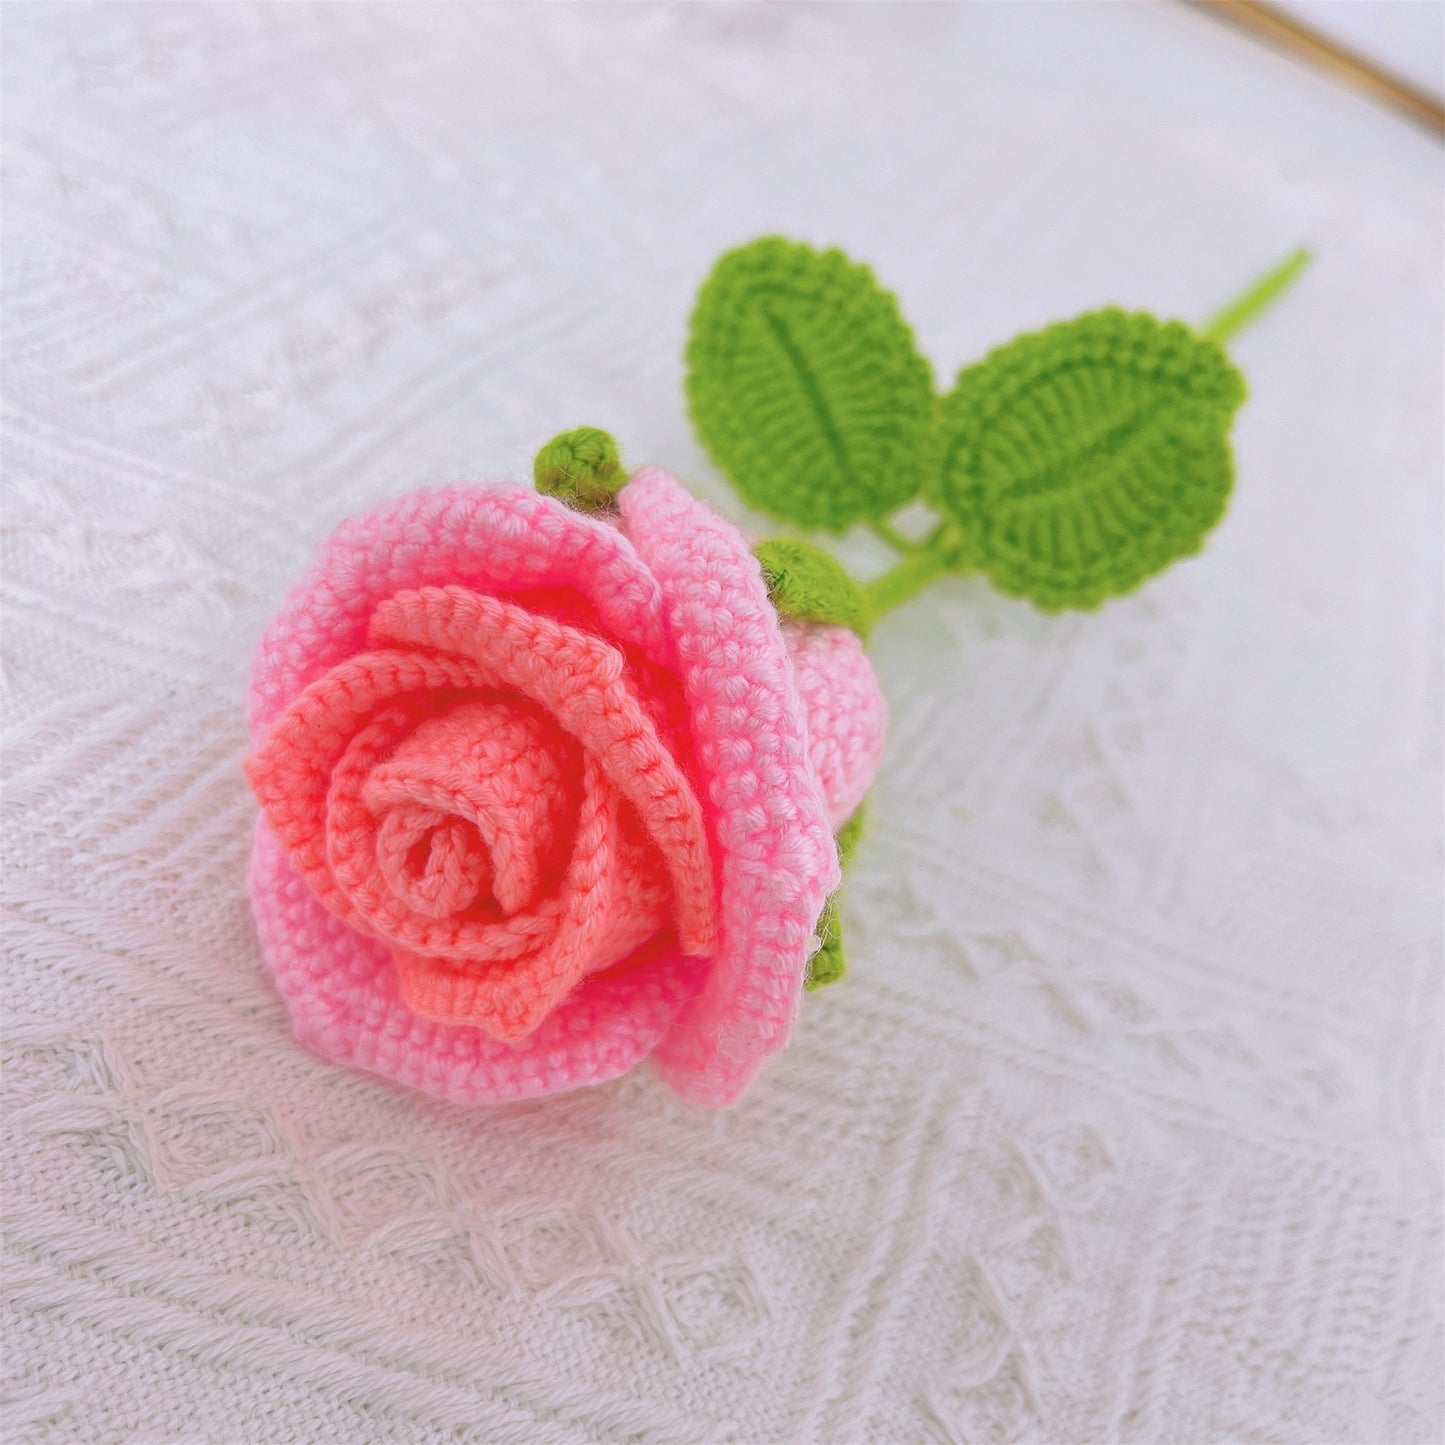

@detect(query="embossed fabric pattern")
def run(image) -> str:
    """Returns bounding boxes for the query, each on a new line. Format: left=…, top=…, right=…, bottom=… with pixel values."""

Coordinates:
left=2, top=5, right=1441, bottom=1443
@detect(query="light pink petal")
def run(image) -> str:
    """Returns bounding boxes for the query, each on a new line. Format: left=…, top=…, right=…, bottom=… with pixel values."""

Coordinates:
left=618, top=467, right=840, bottom=1107
left=782, top=621, right=888, bottom=829
left=251, top=819, right=703, bottom=1104
left=248, top=485, right=670, bottom=736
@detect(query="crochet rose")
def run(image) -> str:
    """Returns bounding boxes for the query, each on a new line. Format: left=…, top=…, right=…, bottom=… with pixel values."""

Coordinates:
left=246, top=467, right=886, bottom=1106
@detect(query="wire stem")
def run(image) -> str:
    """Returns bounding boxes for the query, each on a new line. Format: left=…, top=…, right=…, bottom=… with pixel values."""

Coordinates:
left=1201, top=247, right=1312, bottom=344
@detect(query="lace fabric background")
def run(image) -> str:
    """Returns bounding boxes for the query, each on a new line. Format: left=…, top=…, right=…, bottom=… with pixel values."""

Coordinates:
left=2, top=4, right=1441, bottom=1441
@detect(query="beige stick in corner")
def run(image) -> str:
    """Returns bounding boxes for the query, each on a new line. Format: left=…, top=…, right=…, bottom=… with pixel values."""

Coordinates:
left=1180, top=0, right=1445, bottom=140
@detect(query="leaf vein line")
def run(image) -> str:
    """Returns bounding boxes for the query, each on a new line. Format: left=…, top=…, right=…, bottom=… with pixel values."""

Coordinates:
left=760, top=306, right=855, bottom=491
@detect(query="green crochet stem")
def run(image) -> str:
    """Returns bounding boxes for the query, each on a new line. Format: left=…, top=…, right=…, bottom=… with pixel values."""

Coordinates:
left=863, top=248, right=1311, bottom=621
left=869, top=519, right=928, bottom=554
left=863, top=529, right=966, bottom=617
left=1201, top=247, right=1312, bottom=344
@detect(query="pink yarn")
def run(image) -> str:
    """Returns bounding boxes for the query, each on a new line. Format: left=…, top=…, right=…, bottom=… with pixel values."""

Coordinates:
left=782, top=621, right=888, bottom=830
left=246, top=469, right=886, bottom=1105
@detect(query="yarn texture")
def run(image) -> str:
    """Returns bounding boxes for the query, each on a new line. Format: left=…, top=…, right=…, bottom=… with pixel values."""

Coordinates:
left=686, top=237, right=935, bottom=532
left=755, top=537, right=869, bottom=636
left=805, top=804, right=868, bottom=991
left=533, top=425, right=626, bottom=510
left=686, top=240, right=1280, bottom=620
left=246, top=471, right=886, bottom=1106
left=930, top=310, right=1246, bottom=610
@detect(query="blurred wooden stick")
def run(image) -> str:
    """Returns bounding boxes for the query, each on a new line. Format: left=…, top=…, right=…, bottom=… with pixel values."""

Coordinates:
left=1182, top=0, right=1445, bottom=139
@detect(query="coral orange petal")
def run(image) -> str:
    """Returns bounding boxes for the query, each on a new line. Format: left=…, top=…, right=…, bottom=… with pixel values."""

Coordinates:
left=246, top=651, right=493, bottom=925
left=367, top=586, right=718, bottom=958
left=251, top=818, right=706, bottom=1104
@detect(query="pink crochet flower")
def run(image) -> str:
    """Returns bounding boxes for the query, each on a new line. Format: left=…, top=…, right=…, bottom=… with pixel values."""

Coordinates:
left=246, top=467, right=886, bottom=1106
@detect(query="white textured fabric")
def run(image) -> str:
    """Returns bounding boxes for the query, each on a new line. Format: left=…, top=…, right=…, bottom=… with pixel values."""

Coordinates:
left=2, top=4, right=1441, bottom=1442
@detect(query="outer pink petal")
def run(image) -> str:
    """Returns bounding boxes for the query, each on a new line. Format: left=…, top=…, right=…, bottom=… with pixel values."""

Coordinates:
left=250, top=820, right=705, bottom=1104
left=248, top=485, right=669, bottom=737
left=618, top=468, right=840, bottom=1107
left=782, top=621, right=888, bottom=829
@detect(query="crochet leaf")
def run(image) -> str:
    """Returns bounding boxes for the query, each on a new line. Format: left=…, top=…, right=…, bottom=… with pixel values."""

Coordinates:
left=755, top=538, right=868, bottom=637
left=687, top=237, right=935, bottom=532
left=805, top=805, right=866, bottom=991
left=930, top=310, right=1247, bottom=610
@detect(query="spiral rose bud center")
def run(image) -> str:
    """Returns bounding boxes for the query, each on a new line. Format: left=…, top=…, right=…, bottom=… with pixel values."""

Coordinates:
left=360, top=699, right=572, bottom=921
left=374, top=809, right=492, bottom=919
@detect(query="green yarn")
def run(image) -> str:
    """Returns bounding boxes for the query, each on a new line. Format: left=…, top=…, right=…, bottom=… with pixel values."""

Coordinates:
left=534, top=427, right=626, bottom=511
left=835, top=803, right=866, bottom=867
left=755, top=538, right=868, bottom=636
left=684, top=240, right=1306, bottom=620
left=1202, top=247, right=1312, bottom=345
left=686, top=237, right=935, bottom=532
left=805, top=805, right=867, bottom=991
left=806, top=899, right=847, bottom=990
left=929, top=310, right=1247, bottom=611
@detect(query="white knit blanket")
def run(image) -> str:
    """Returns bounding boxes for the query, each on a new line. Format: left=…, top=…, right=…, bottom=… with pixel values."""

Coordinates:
left=3, top=4, right=1440, bottom=1441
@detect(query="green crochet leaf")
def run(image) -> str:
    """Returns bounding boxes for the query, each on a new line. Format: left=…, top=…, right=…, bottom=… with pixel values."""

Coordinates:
left=755, top=538, right=868, bottom=637
left=805, top=805, right=866, bottom=991
left=687, top=237, right=935, bottom=532
left=930, top=310, right=1247, bottom=611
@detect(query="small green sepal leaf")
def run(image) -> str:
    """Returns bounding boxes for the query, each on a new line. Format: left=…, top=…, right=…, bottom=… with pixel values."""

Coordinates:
left=805, top=804, right=866, bottom=991
left=929, top=310, right=1247, bottom=610
left=534, top=427, right=626, bottom=511
left=805, top=899, right=847, bottom=991
left=755, top=538, right=868, bottom=637
left=835, top=802, right=866, bottom=867
left=687, top=237, right=935, bottom=532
